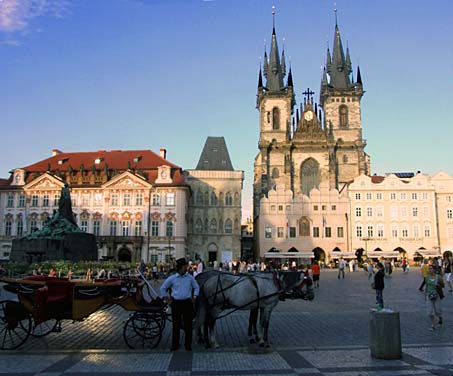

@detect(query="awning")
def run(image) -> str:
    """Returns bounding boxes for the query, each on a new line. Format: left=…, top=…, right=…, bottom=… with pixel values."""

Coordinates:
left=264, top=251, right=314, bottom=259
left=331, top=252, right=356, bottom=259
left=367, top=251, right=399, bottom=258
left=414, top=249, right=441, bottom=258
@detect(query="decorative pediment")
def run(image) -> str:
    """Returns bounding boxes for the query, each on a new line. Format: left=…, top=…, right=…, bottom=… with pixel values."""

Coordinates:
left=103, top=171, right=151, bottom=190
left=151, top=211, right=161, bottom=221
left=164, top=212, right=177, bottom=222
left=24, top=173, right=64, bottom=192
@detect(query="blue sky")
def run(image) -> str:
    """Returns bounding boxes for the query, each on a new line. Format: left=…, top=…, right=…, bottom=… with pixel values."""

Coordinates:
left=1, top=0, right=453, bottom=220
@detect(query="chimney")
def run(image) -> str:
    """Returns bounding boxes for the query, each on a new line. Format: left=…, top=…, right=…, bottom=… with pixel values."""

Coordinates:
left=160, top=148, right=167, bottom=159
left=52, top=149, right=62, bottom=156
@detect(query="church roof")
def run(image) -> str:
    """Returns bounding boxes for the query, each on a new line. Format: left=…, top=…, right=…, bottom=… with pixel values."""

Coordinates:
left=195, top=137, right=234, bottom=171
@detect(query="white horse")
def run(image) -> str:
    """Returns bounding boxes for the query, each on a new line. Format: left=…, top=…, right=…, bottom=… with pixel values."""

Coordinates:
left=195, top=271, right=313, bottom=348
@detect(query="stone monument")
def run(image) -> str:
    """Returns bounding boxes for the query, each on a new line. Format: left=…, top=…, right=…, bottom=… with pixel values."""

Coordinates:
left=11, top=183, right=98, bottom=262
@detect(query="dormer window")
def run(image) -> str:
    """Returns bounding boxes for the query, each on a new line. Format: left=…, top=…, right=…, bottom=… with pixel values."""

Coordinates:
left=133, top=156, right=142, bottom=163
left=57, top=158, right=68, bottom=165
left=94, top=158, right=103, bottom=165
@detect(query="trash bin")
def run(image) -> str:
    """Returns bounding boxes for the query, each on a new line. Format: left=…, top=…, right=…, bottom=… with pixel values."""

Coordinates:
left=369, top=309, right=402, bottom=359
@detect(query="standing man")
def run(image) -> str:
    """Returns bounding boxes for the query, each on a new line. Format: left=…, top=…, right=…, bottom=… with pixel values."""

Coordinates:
left=160, top=258, right=199, bottom=351
left=338, top=257, right=346, bottom=279
left=374, top=263, right=385, bottom=309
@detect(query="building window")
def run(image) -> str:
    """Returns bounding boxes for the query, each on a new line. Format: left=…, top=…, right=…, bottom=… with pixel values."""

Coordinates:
left=166, top=221, right=174, bottom=236
left=366, top=207, right=373, bottom=217
left=325, top=227, right=332, bottom=238
left=289, top=227, right=296, bottom=238
left=400, top=193, right=407, bottom=200
left=81, top=194, right=89, bottom=207
left=401, top=207, right=407, bottom=217
left=413, top=225, right=420, bottom=238
left=355, top=207, right=362, bottom=217
left=339, top=105, right=348, bottom=128
left=367, top=225, right=374, bottom=238
left=356, top=226, right=362, bottom=238
left=272, top=107, right=280, bottom=130
left=331, top=205, right=336, bottom=211
left=152, top=193, right=161, bottom=206
left=53, top=195, right=60, bottom=207
left=210, top=193, right=218, bottom=206
left=300, top=158, right=320, bottom=196
left=424, top=225, right=431, bottom=237
left=337, top=227, right=344, bottom=237
left=18, top=194, right=26, bottom=207
left=5, top=221, right=12, bottom=236
left=31, top=195, right=39, bottom=207
left=422, top=193, right=428, bottom=200
left=376, top=206, right=383, bottom=217
left=313, top=227, right=320, bottom=238
left=322, top=205, right=327, bottom=211
left=390, top=193, right=396, bottom=200
left=30, top=220, right=37, bottom=232
left=278, top=205, right=283, bottom=211
left=313, top=205, right=318, bottom=211
left=81, top=220, right=88, bottom=232
left=401, top=226, right=408, bottom=238
left=412, top=193, right=418, bottom=200
left=122, top=221, right=130, bottom=236
left=366, top=193, right=372, bottom=200
left=93, top=220, right=100, bottom=236
left=109, top=220, right=117, bottom=236
left=16, top=220, right=23, bottom=236
left=277, top=227, right=284, bottom=238
left=225, top=192, right=233, bottom=206
left=134, top=220, right=142, bottom=236
left=271, top=205, right=276, bottom=211
left=377, top=225, right=384, bottom=238
left=6, top=194, right=13, bottom=207
left=355, top=193, right=361, bottom=200
left=391, top=225, right=398, bottom=238
left=111, top=193, right=118, bottom=206
left=286, top=205, right=291, bottom=212
left=166, top=193, right=175, bottom=206
left=224, top=219, right=232, bottom=234
left=264, top=226, right=272, bottom=238
left=94, top=193, right=102, bottom=206
left=123, top=193, right=131, bottom=206
left=151, top=221, right=159, bottom=237
left=391, top=206, right=398, bottom=218
left=448, top=209, right=453, bottom=219
left=412, top=207, right=418, bottom=217
left=423, top=206, right=429, bottom=217
left=376, top=193, right=383, bottom=200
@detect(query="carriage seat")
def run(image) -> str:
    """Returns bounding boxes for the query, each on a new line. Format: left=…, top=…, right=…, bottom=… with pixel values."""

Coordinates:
left=44, top=277, right=74, bottom=304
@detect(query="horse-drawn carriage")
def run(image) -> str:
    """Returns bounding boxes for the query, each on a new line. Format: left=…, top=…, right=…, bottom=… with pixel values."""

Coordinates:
left=0, top=272, right=167, bottom=350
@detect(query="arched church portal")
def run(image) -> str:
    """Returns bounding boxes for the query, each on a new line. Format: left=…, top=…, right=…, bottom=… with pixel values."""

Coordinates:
left=118, top=248, right=132, bottom=262
left=208, top=243, right=218, bottom=263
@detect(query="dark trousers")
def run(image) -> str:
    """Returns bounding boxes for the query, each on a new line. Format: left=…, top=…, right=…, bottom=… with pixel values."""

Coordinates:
left=376, top=289, right=384, bottom=308
left=171, top=299, right=194, bottom=349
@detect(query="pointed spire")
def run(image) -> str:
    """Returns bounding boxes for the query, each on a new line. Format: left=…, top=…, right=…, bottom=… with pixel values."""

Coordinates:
left=356, top=65, right=363, bottom=85
left=281, top=49, right=286, bottom=77
left=265, top=6, right=285, bottom=92
left=326, top=47, right=332, bottom=74
left=345, top=46, right=352, bottom=74
left=258, top=67, right=263, bottom=88
left=263, top=51, right=268, bottom=78
left=287, top=67, right=293, bottom=87
left=322, top=67, right=328, bottom=86
left=328, top=10, right=351, bottom=89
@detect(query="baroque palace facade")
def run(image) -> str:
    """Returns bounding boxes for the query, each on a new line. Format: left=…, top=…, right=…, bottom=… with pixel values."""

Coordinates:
left=254, top=17, right=453, bottom=263
left=0, top=143, right=244, bottom=263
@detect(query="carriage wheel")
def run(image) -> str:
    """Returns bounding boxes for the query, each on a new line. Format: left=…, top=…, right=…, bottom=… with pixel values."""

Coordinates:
left=0, top=300, right=31, bottom=350
left=30, top=318, right=59, bottom=338
left=123, top=313, right=162, bottom=349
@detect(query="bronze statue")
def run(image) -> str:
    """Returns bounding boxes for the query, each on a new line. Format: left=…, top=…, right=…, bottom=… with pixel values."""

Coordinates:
left=58, top=183, right=77, bottom=225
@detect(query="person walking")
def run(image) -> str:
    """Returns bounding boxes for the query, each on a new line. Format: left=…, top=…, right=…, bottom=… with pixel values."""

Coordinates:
left=366, top=260, right=375, bottom=286
left=419, top=259, right=430, bottom=291
left=312, top=261, right=320, bottom=288
left=374, top=263, right=385, bottom=309
left=160, top=258, right=199, bottom=351
left=425, top=264, right=444, bottom=331
left=338, top=257, right=346, bottom=279
left=443, top=254, right=453, bottom=292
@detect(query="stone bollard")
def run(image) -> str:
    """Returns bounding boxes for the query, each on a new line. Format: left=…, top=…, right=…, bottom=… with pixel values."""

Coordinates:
left=369, top=310, right=402, bottom=359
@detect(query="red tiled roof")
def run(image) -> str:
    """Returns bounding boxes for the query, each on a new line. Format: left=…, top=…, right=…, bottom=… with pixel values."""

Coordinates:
left=1, top=149, right=187, bottom=188
left=23, top=149, right=179, bottom=172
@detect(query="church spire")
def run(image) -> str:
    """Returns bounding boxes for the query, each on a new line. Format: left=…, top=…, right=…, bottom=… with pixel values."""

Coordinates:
left=263, top=7, right=285, bottom=92
left=328, top=12, right=351, bottom=89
